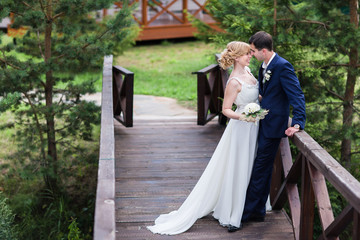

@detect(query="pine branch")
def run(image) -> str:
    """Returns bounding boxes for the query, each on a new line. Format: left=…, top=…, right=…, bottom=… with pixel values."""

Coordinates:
left=10, top=11, right=24, bottom=17
left=0, top=57, right=22, bottom=70
left=351, top=151, right=360, bottom=156
left=37, top=31, right=45, bottom=60
left=22, top=1, right=33, bottom=9
left=306, top=101, right=343, bottom=107
left=352, top=105, right=360, bottom=115
left=38, top=0, right=46, bottom=16
left=23, top=92, right=47, bottom=161
left=82, top=28, right=112, bottom=50
left=277, top=18, right=329, bottom=29
left=319, top=63, right=360, bottom=69
left=325, top=87, right=345, bottom=101
left=285, top=4, right=296, bottom=15
left=52, top=12, right=65, bottom=20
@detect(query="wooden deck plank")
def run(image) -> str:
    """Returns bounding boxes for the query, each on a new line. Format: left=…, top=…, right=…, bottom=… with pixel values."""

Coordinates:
left=115, top=119, right=295, bottom=239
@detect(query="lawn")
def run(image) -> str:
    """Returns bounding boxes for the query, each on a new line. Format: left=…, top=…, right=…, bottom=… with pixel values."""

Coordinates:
left=114, top=40, right=221, bottom=109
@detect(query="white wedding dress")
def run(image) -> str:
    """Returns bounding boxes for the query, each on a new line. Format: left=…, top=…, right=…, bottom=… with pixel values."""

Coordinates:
left=147, top=74, right=261, bottom=235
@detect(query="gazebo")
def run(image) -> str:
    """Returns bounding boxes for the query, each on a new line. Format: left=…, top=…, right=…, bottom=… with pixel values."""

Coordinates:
left=105, top=0, right=222, bottom=41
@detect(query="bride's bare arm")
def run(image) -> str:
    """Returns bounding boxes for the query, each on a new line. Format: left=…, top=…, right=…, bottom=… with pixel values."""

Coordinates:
left=222, top=80, right=244, bottom=120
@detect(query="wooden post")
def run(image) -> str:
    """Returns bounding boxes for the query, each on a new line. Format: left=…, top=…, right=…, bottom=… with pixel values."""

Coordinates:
left=197, top=73, right=206, bottom=125
left=353, top=211, right=360, bottom=240
left=270, top=149, right=283, bottom=205
left=124, top=70, right=134, bottom=127
left=183, top=0, right=188, bottom=23
left=299, top=158, right=315, bottom=239
left=142, top=0, right=148, bottom=25
left=307, top=162, right=336, bottom=239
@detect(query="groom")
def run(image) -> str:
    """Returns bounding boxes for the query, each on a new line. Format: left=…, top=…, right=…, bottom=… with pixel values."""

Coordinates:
left=238, top=31, right=306, bottom=230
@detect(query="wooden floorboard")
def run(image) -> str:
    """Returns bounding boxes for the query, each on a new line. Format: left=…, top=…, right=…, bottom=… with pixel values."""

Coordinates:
left=115, top=118, right=295, bottom=239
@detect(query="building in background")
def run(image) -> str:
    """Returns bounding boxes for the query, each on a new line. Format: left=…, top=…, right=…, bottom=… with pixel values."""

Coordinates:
left=1, top=1, right=221, bottom=41
left=101, top=0, right=221, bottom=41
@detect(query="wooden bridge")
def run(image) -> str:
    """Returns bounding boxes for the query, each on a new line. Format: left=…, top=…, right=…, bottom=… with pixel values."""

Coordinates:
left=94, top=56, right=360, bottom=240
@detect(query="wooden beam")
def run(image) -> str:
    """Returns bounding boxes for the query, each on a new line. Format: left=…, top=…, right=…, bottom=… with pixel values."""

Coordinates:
left=299, top=158, right=315, bottom=240
left=321, top=205, right=353, bottom=239
left=307, top=162, right=337, bottom=239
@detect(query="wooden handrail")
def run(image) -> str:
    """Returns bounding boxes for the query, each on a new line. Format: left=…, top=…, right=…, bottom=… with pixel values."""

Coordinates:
left=113, top=65, right=134, bottom=127
left=271, top=130, right=360, bottom=240
left=94, top=55, right=116, bottom=240
left=94, top=56, right=134, bottom=239
left=192, top=63, right=228, bottom=125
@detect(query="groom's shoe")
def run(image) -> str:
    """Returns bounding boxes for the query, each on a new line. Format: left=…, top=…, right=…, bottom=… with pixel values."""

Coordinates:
left=228, top=223, right=243, bottom=232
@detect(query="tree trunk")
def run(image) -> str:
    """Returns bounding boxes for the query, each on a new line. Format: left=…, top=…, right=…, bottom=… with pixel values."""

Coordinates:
left=273, top=0, right=277, bottom=38
left=340, top=0, right=358, bottom=167
left=44, top=0, right=58, bottom=192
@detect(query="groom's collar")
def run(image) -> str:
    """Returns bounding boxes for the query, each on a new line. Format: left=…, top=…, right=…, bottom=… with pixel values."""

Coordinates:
left=261, top=52, right=277, bottom=69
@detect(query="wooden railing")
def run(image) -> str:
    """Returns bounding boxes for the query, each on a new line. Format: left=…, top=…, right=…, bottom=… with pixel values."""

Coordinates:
left=94, top=55, right=116, bottom=240
left=270, top=131, right=360, bottom=240
left=113, top=65, right=134, bottom=127
left=94, top=56, right=134, bottom=240
left=192, top=63, right=228, bottom=125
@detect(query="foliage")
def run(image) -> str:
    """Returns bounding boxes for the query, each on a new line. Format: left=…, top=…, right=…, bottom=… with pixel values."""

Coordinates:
left=0, top=0, right=138, bottom=238
left=0, top=192, right=18, bottom=240
left=67, top=218, right=82, bottom=240
left=1, top=130, right=99, bottom=239
left=205, top=0, right=359, bottom=169
left=0, top=0, right=138, bottom=191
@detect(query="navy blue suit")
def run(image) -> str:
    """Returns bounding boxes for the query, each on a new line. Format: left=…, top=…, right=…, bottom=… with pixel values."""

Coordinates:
left=242, top=53, right=306, bottom=221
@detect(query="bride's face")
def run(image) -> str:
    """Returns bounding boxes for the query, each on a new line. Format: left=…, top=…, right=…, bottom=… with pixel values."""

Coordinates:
left=236, top=52, right=252, bottom=66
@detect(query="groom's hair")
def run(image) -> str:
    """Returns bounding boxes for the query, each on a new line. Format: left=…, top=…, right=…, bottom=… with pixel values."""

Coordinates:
left=249, top=31, right=273, bottom=51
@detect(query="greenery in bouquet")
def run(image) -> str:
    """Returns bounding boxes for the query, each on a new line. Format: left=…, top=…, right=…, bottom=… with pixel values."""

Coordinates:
left=242, top=103, right=269, bottom=121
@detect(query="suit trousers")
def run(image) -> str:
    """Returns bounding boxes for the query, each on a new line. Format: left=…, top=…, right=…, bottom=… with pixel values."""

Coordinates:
left=241, top=129, right=281, bottom=221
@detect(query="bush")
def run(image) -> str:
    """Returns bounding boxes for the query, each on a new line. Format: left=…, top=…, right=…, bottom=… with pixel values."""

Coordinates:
left=0, top=192, right=18, bottom=240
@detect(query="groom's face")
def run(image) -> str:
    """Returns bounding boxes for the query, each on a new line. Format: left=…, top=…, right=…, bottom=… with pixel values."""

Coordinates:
left=250, top=43, right=265, bottom=61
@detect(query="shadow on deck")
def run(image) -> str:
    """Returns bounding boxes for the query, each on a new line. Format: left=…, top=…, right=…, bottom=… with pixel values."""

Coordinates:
left=114, top=118, right=294, bottom=239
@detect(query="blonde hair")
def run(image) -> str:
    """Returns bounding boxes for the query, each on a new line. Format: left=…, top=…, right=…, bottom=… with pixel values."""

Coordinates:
left=218, top=41, right=251, bottom=69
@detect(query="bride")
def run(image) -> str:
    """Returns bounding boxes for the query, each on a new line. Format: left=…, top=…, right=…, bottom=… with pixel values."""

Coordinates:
left=147, top=41, right=265, bottom=234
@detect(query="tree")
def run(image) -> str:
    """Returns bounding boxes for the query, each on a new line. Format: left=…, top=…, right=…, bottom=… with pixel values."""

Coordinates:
left=205, top=0, right=360, bottom=167
left=0, top=1, right=138, bottom=193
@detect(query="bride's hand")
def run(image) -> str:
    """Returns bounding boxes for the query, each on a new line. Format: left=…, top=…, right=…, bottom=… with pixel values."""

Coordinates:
left=239, top=114, right=257, bottom=122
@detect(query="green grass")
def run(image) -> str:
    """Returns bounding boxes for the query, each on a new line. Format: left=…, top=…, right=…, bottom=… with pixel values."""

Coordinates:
left=115, top=40, right=221, bottom=109
left=0, top=112, right=16, bottom=161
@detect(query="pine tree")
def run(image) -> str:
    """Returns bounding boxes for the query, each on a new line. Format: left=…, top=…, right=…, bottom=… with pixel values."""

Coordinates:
left=0, top=0, right=138, bottom=192
left=206, top=0, right=359, bottom=167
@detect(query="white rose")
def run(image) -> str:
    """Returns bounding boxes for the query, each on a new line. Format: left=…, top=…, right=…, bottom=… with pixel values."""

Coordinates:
left=244, top=103, right=260, bottom=115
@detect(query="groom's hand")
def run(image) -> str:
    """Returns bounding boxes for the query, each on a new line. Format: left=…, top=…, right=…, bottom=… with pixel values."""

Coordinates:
left=285, top=127, right=299, bottom=137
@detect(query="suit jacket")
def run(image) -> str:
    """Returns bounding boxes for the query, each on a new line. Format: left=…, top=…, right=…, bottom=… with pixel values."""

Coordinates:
left=258, top=53, right=306, bottom=138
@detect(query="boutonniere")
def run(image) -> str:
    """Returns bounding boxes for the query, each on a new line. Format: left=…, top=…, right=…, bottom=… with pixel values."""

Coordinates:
left=263, top=70, right=272, bottom=84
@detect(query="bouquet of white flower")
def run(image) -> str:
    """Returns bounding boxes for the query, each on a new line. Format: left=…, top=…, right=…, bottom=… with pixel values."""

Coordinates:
left=241, top=103, right=269, bottom=124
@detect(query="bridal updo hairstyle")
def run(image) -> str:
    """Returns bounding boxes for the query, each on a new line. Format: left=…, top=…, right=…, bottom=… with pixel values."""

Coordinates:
left=218, top=41, right=251, bottom=70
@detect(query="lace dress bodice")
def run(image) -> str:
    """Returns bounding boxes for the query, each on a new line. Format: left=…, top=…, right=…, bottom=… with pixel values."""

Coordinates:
left=228, top=76, right=259, bottom=112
